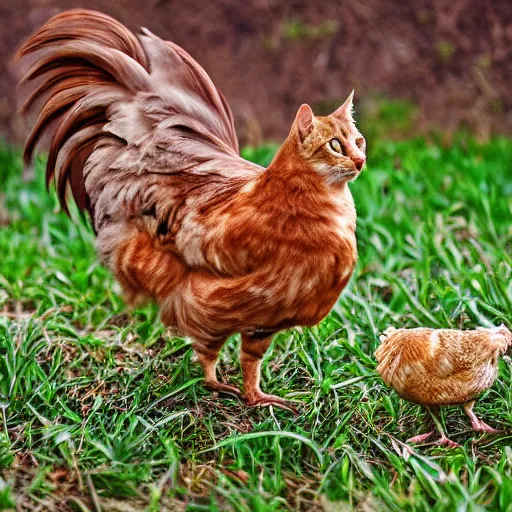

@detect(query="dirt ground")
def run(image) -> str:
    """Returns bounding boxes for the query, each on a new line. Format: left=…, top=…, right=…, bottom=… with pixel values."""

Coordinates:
left=2, top=0, right=512, bottom=145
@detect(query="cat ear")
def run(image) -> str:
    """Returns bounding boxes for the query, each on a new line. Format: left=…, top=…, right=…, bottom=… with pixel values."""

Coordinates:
left=295, top=104, right=315, bottom=139
left=332, top=90, right=355, bottom=121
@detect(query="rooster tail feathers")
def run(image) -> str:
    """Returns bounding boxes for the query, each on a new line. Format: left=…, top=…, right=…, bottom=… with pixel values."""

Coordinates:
left=16, top=9, right=150, bottom=215
left=16, top=9, right=240, bottom=218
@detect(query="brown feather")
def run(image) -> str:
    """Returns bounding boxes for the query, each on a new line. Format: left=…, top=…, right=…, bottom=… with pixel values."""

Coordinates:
left=21, top=42, right=149, bottom=92
left=23, top=87, right=88, bottom=166
left=20, top=68, right=105, bottom=114
left=16, top=8, right=148, bottom=69
left=48, top=88, right=126, bottom=187
left=54, top=123, right=106, bottom=214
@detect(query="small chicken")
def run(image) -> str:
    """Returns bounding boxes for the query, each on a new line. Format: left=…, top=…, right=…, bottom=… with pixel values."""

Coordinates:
left=375, top=325, right=512, bottom=447
left=16, top=10, right=365, bottom=412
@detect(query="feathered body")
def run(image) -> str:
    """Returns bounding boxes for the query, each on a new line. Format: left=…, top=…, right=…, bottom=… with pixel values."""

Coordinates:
left=376, top=325, right=511, bottom=445
left=376, top=325, right=511, bottom=405
left=17, top=10, right=366, bottom=409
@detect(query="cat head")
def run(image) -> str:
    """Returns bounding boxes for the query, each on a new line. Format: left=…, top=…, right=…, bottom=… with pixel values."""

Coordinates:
left=292, top=92, right=366, bottom=184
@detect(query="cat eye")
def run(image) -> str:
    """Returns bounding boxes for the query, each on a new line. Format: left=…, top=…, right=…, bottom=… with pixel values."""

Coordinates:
left=329, top=138, right=343, bottom=154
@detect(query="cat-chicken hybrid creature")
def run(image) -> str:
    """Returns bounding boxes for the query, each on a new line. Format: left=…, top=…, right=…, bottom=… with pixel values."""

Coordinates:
left=17, top=10, right=366, bottom=411
left=376, top=325, right=512, bottom=446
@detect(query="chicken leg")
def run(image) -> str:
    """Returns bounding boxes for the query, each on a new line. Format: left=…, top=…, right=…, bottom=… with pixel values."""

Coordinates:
left=240, top=334, right=298, bottom=414
left=195, top=344, right=242, bottom=397
left=463, top=401, right=498, bottom=433
left=407, top=406, right=459, bottom=448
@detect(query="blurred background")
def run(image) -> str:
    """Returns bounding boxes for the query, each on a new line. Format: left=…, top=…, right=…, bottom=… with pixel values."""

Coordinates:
left=2, top=0, right=512, bottom=146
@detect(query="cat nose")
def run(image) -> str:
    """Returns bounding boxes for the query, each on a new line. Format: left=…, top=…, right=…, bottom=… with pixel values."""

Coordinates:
left=353, top=155, right=366, bottom=171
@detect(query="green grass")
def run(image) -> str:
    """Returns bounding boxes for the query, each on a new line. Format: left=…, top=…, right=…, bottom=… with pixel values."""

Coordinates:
left=0, top=134, right=511, bottom=511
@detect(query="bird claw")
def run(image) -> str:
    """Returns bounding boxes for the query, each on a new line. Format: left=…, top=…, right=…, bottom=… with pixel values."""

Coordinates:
left=471, top=420, right=499, bottom=434
left=407, top=431, right=435, bottom=443
left=245, top=392, right=299, bottom=415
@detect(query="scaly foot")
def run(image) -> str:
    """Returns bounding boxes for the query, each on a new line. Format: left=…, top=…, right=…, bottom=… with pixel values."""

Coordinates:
left=245, top=392, right=299, bottom=415
left=463, top=401, right=498, bottom=434
left=205, top=379, right=242, bottom=398
left=470, top=419, right=499, bottom=434
left=408, top=431, right=459, bottom=448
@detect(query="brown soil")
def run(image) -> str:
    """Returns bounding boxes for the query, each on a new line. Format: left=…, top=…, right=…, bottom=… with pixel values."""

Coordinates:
left=2, top=0, right=512, bottom=146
